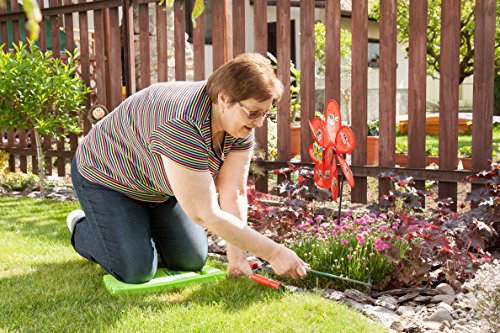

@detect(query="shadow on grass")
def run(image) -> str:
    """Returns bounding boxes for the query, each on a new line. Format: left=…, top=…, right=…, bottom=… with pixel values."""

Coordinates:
left=0, top=259, right=285, bottom=332
left=0, top=196, right=79, bottom=246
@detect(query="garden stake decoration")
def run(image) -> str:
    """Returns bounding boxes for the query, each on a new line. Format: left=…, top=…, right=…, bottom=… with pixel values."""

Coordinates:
left=308, top=99, right=355, bottom=203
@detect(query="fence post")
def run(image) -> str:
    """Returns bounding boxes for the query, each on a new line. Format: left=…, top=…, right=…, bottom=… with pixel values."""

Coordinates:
left=351, top=0, right=368, bottom=203
left=174, top=0, right=186, bottom=80
left=324, top=0, right=341, bottom=105
left=299, top=0, right=315, bottom=162
left=253, top=0, right=268, bottom=192
left=378, top=0, right=397, bottom=199
left=472, top=0, right=495, bottom=177
left=212, top=0, right=232, bottom=71
left=438, top=0, right=461, bottom=211
left=277, top=0, right=291, bottom=162
left=122, top=0, right=136, bottom=96
left=408, top=0, right=428, bottom=204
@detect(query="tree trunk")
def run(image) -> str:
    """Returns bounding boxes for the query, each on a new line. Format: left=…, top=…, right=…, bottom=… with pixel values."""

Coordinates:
left=33, top=130, right=45, bottom=195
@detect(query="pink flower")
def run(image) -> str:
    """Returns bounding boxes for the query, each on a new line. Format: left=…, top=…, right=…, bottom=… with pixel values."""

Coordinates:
left=374, top=238, right=391, bottom=251
left=348, top=246, right=353, bottom=251
left=379, top=213, right=387, bottom=220
left=347, top=254, right=353, bottom=259
left=341, top=239, right=348, bottom=246
left=315, top=215, right=325, bottom=223
left=379, top=225, right=389, bottom=233
left=356, top=234, right=366, bottom=244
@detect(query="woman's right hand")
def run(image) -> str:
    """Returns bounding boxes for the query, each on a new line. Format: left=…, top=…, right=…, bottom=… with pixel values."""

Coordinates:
left=268, top=244, right=309, bottom=279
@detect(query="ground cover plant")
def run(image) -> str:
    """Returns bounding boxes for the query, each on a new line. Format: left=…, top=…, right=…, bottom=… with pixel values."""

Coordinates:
left=0, top=196, right=388, bottom=333
left=248, top=163, right=499, bottom=292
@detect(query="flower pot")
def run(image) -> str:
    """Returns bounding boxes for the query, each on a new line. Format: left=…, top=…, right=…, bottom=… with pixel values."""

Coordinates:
left=395, top=153, right=409, bottom=167
left=290, top=124, right=301, bottom=158
left=395, top=154, right=440, bottom=167
left=460, top=157, right=472, bottom=170
left=367, top=136, right=379, bottom=166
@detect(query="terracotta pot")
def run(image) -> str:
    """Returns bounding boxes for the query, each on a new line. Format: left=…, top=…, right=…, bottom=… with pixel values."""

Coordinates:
left=395, top=153, right=409, bottom=167
left=395, top=154, right=441, bottom=167
left=460, top=157, right=472, bottom=170
left=290, top=124, right=301, bottom=158
left=367, top=136, right=379, bottom=166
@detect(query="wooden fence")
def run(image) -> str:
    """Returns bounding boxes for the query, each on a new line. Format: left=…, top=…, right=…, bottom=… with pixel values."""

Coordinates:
left=0, top=0, right=496, bottom=209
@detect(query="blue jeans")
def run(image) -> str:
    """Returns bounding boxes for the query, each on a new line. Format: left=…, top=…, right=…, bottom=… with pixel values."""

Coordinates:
left=70, top=159, right=208, bottom=283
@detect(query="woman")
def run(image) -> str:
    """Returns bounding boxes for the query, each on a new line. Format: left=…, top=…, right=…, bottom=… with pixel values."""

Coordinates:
left=67, top=53, right=309, bottom=284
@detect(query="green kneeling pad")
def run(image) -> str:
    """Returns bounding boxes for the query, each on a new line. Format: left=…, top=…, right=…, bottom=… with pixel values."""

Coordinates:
left=103, top=266, right=226, bottom=295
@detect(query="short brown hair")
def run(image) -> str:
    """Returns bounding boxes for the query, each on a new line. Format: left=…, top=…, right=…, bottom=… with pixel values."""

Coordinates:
left=206, top=53, right=283, bottom=104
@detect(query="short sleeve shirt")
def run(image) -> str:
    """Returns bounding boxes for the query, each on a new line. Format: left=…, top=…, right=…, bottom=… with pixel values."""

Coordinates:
left=75, top=81, right=254, bottom=202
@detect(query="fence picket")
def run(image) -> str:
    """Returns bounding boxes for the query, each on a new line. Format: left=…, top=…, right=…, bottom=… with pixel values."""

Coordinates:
left=277, top=0, right=291, bottom=161
left=138, top=3, right=151, bottom=89
left=408, top=0, right=428, bottom=202
left=351, top=0, right=369, bottom=203
left=174, top=0, right=186, bottom=80
left=253, top=0, right=268, bottom=192
left=324, top=0, right=341, bottom=105
left=378, top=0, right=397, bottom=198
left=438, top=0, right=461, bottom=210
left=193, top=4, right=205, bottom=81
left=299, top=0, right=315, bottom=163
left=156, top=2, right=168, bottom=82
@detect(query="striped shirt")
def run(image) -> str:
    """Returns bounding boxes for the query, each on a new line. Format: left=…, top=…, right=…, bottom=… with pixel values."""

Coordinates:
left=75, top=81, right=254, bottom=202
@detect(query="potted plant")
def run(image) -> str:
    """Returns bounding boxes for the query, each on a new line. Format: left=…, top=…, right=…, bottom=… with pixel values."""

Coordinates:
left=458, top=146, right=472, bottom=170
left=367, top=120, right=379, bottom=166
left=0, top=42, right=90, bottom=195
left=267, top=52, right=302, bottom=157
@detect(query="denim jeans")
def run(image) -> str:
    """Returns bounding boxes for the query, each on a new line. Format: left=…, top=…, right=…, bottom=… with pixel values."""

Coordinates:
left=70, top=159, right=208, bottom=283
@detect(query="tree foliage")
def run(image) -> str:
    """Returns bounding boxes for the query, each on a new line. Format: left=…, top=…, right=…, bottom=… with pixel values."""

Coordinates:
left=370, top=0, right=500, bottom=84
left=314, top=21, right=352, bottom=76
left=0, top=42, right=90, bottom=193
left=0, top=0, right=41, bottom=41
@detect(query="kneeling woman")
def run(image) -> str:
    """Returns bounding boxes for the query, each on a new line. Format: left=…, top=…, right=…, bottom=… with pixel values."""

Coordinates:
left=67, top=53, right=308, bottom=283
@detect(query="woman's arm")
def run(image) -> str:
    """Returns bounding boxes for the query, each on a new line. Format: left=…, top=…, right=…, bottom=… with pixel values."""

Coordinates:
left=215, top=149, right=253, bottom=276
left=161, top=155, right=307, bottom=278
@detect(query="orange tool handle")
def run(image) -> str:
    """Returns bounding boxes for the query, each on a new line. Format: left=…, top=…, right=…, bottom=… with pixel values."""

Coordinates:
left=250, top=274, right=285, bottom=291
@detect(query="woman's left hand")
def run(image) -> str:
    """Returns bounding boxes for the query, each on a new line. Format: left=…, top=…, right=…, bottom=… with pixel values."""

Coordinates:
left=227, top=260, right=253, bottom=277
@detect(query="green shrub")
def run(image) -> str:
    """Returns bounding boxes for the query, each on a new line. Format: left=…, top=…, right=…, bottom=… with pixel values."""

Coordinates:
left=1, top=172, right=39, bottom=192
left=0, top=150, right=9, bottom=176
left=0, top=41, right=90, bottom=194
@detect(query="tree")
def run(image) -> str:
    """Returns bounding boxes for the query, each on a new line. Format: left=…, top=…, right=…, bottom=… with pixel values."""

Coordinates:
left=0, top=42, right=90, bottom=194
left=370, top=0, right=500, bottom=84
left=314, top=21, right=352, bottom=77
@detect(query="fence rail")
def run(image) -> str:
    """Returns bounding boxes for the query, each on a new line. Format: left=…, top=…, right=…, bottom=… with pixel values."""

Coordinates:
left=0, top=0, right=496, bottom=209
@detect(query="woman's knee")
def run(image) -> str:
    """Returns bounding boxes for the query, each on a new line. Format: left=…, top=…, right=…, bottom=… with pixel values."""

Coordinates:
left=167, top=247, right=207, bottom=272
left=111, top=246, right=158, bottom=284
left=113, top=259, right=157, bottom=284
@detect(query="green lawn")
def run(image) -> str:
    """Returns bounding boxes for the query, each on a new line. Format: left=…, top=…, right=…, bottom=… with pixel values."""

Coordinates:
left=0, top=197, right=387, bottom=333
left=396, top=128, right=500, bottom=155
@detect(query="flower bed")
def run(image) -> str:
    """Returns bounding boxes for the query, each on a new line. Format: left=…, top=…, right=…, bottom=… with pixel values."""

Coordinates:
left=248, top=163, right=499, bottom=292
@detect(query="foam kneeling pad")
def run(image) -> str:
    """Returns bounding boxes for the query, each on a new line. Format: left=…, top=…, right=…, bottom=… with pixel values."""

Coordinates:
left=103, top=266, right=226, bottom=295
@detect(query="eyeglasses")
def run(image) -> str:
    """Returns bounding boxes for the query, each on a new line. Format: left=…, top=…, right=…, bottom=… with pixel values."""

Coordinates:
left=237, top=101, right=275, bottom=120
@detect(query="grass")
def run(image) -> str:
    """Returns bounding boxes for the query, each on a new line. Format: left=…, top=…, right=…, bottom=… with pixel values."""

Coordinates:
left=395, top=127, right=500, bottom=155
left=0, top=197, right=388, bottom=333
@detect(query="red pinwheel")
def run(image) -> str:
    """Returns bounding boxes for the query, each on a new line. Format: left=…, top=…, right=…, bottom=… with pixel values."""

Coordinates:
left=308, top=100, right=355, bottom=201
